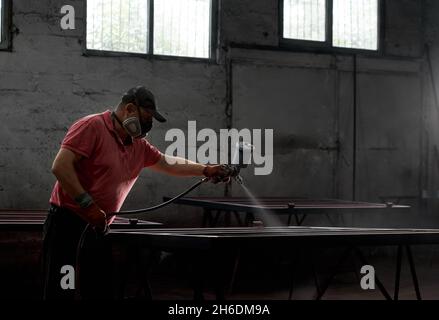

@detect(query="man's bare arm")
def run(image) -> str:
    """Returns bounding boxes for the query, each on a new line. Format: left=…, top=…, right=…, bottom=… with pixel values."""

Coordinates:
left=51, top=148, right=86, bottom=199
left=51, top=148, right=107, bottom=229
left=150, top=154, right=206, bottom=177
left=150, top=154, right=232, bottom=183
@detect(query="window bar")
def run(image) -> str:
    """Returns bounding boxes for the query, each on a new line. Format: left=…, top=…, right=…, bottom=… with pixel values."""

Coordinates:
left=165, top=2, right=169, bottom=54
left=308, top=0, right=311, bottom=40
left=301, top=0, right=305, bottom=39
left=295, top=0, right=298, bottom=39
left=170, top=1, right=173, bottom=55
left=110, top=0, right=113, bottom=50
left=348, top=1, right=355, bottom=48
left=91, top=1, right=96, bottom=48
left=192, top=1, right=195, bottom=56
left=358, top=0, right=361, bottom=48
left=195, top=1, right=199, bottom=57
left=288, top=0, right=299, bottom=36
left=177, top=1, right=181, bottom=55
left=99, top=0, right=102, bottom=49
left=327, top=0, right=333, bottom=47
left=149, top=0, right=154, bottom=55
left=316, top=0, right=318, bottom=40
left=136, top=0, right=139, bottom=52
left=0, top=0, right=3, bottom=43
left=184, top=0, right=190, bottom=52
left=118, top=0, right=121, bottom=50
left=311, top=0, right=314, bottom=40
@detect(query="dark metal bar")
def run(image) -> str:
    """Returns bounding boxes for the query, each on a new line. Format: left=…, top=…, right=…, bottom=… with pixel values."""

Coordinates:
left=245, top=212, right=253, bottom=227
left=350, top=251, right=361, bottom=283
left=225, top=210, right=231, bottom=227
left=316, top=247, right=352, bottom=300
left=164, top=197, right=410, bottom=214
left=233, top=211, right=244, bottom=227
left=148, top=0, right=154, bottom=54
left=294, top=213, right=301, bottom=226
left=288, top=247, right=303, bottom=300
left=228, top=248, right=241, bottom=295
left=298, top=214, right=307, bottom=226
left=352, top=53, right=358, bottom=201
left=192, top=253, right=206, bottom=301
left=405, top=245, right=422, bottom=300
left=210, top=0, right=219, bottom=61
left=325, top=213, right=335, bottom=226
left=202, top=208, right=210, bottom=227
left=212, top=210, right=221, bottom=227
left=311, top=252, right=322, bottom=299
left=135, top=246, right=156, bottom=299
left=394, top=245, right=403, bottom=300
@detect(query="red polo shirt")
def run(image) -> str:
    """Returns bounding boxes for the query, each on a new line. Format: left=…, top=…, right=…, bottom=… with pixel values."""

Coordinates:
left=49, top=110, right=162, bottom=221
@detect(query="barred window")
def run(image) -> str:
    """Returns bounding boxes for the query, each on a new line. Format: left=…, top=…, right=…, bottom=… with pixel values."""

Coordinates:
left=86, top=0, right=149, bottom=54
left=154, top=0, right=211, bottom=58
left=86, top=0, right=213, bottom=59
left=333, top=0, right=378, bottom=50
left=282, top=0, right=379, bottom=51
left=283, top=0, right=326, bottom=42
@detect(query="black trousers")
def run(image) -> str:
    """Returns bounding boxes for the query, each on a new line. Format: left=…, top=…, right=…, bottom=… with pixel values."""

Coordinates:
left=42, top=205, right=113, bottom=300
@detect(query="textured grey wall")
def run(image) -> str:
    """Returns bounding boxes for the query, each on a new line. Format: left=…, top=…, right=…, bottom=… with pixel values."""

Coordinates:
left=0, top=0, right=437, bottom=227
left=421, top=0, right=439, bottom=225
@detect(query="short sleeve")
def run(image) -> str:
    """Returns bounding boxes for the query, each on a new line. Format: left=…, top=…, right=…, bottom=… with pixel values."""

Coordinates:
left=61, top=119, right=97, bottom=159
left=142, top=140, right=162, bottom=167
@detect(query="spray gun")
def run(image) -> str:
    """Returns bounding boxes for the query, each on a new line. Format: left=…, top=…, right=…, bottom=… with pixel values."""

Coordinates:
left=223, top=141, right=254, bottom=185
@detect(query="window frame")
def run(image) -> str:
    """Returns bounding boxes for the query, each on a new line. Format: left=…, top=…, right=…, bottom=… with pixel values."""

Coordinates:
left=83, top=0, right=218, bottom=62
left=0, top=0, right=12, bottom=51
left=279, top=0, right=383, bottom=55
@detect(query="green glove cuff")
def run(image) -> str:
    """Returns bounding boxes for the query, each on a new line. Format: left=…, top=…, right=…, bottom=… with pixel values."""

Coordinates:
left=74, top=192, right=94, bottom=209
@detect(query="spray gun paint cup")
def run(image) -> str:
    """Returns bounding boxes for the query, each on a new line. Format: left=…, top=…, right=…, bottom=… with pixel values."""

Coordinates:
left=232, top=142, right=255, bottom=168
left=230, top=142, right=255, bottom=185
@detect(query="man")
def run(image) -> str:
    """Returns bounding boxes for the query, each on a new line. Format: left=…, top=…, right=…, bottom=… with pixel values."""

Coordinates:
left=43, top=86, right=232, bottom=299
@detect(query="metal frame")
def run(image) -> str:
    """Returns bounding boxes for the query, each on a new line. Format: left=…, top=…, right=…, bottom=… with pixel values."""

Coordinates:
left=279, top=0, right=383, bottom=56
left=0, top=210, right=163, bottom=231
left=310, top=246, right=393, bottom=300
left=0, top=0, right=12, bottom=51
left=164, top=196, right=410, bottom=227
left=110, top=226, right=439, bottom=300
left=83, top=0, right=218, bottom=62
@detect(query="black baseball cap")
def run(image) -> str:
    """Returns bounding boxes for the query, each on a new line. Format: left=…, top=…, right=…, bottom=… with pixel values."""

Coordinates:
left=122, top=86, right=167, bottom=123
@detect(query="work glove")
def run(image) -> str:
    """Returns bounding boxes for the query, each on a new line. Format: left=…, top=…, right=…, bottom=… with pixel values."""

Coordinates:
left=203, top=165, right=233, bottom=184
left=82, top=203, right=108, bottom=234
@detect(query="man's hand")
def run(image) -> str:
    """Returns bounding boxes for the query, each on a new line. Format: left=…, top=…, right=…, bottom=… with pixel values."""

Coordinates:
left=82, top=203, right=108, bottom=232
left=203, top=165, right=233, bottom=184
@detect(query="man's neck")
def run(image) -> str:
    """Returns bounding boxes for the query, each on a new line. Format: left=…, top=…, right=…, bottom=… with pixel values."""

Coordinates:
left=112, top=110, right=130, bottom=143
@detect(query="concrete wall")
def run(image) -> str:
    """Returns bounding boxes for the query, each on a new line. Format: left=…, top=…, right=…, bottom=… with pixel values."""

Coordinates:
left=225, top=0, right=427, bottom=227
left=0, top=0, right=436, bottom=227
left=421, top=0, right=439, bottom=223
left=0, top=0, right=227, bottom=226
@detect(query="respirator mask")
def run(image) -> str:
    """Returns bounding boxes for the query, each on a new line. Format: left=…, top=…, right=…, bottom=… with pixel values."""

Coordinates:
left=122, top=105, right=153, bottom=139
left=114, top=86, right=167, bottom=139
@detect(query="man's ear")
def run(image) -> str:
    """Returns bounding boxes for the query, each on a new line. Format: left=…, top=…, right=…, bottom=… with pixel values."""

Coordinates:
left=125, top=103, right=137, bottom=115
